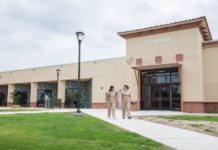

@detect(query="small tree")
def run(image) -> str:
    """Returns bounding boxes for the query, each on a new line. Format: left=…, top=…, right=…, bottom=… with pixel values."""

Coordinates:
left=10, top=92, right=21, bottom=105
left=66, top=90, right=77, bottom=107
left=68, top=91, right=77, bottom=102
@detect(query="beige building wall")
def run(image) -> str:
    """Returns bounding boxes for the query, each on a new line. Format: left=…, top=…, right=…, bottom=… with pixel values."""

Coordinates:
left=0, top=58, right=126, bottom=105
left=203, top=46, right=218, bottom=102
left=0, top=17, right=217, bottom=112
left=58, top=80, right=65, bottom=104
left=125, top=28, right=205, bottom=104
left=30, top=82, right=37, bottom=107
left=7, top=84, right=14, bottom=106
left=0, top=28, right=207, bottom=110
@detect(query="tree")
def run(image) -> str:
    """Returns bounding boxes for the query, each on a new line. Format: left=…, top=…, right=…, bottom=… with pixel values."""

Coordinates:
left=66, top=90, right=77, bottom=107
left=68, top=91, right=77, bottom=102
left=10, top=92, right=21, bottom=105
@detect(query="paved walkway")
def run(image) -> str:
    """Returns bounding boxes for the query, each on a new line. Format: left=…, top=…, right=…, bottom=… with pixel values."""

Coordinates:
left=83, top=109, right=218, bottom=150
left=1, top=108, right=218, bottom=150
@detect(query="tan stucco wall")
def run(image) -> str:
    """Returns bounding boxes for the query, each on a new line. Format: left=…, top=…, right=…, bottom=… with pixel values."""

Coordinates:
left=30, top=82, right=37, bottom=103
left=0, top=58, right=126, bottom=103
left=203, top=46, right=218, bottom=102
left=7, top=84, right=14, bottom=103
left=125, top=27, right=205, bottom=102
left=0, top=27, right=209, bottom=105
left=58, top=81, right=66, bottom=103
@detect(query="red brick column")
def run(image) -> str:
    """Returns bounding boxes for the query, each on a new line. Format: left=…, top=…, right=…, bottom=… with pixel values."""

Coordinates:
left=92, top=103, right=106, bottom=108
left=61, top=103, right=65, bottom=108
left=30, top=102, right=37, bottom=107
left=7, top=102, right=13, bottom=107
left=131, top=101, right=140, bottom=111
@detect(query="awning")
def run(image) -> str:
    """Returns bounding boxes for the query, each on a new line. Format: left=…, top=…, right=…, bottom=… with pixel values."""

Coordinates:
left=132, top=63, right=181, bottom=71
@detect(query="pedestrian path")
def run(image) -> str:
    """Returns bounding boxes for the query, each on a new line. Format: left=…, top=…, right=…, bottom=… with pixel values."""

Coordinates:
left=83, top=109, right=218, bottom=150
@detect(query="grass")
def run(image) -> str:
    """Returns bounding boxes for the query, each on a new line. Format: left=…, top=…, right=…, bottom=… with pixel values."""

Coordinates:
left=204, top=128, right=215, bottom=133
left=159, top=115, right=218, bottom=122
left=190, top=124, right=203, bottom=128
left=0, top=113, right=171, bottom=150
left=0, top=108, right=40, bottom=112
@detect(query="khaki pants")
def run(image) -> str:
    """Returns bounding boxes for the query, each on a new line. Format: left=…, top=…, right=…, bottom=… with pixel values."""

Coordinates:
left=122, top=99, right=131, bottom=118
left=107, top=101, right=115, bottom=118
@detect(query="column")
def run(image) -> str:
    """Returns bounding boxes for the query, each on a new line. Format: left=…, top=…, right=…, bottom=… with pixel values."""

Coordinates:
left=58, top=80, right=65, bottom=108
left=30, top=82, right=37, bottom=107
left=7, top=84, right=14, bottom=106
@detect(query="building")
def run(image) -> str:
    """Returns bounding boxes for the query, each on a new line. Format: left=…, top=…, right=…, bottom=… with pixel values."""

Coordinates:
left=0, top=16, right=218, bottom=113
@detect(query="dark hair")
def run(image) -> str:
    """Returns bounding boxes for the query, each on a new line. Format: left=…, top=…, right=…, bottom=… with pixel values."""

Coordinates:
left=109, top=86, right=114, bottom=91
left=124, top=85, right=129, bottom=90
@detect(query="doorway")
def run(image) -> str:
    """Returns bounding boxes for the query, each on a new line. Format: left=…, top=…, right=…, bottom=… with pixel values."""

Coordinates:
left=37, top=83, right=58, bottom=108
left=141, top=68, right=181, bottom=110
left=150, top=84, right=170, bottom=109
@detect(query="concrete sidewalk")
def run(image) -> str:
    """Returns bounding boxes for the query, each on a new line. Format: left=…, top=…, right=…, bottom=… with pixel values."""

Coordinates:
left=83, top=109, right=218, bottom=150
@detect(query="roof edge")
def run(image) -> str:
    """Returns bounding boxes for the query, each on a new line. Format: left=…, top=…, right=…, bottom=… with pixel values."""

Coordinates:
left=202, top=40, right=218, bottom=49
left=118, top=16, right=212, bottom=41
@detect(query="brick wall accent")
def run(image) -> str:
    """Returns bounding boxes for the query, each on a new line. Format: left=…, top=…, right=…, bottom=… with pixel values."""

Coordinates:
left=131, top=101, right=140, bottom=111
left=205, top=102, right=218, bottom=113
left=7, top=102, right=13, bottom=107
left=183, top=102, right=205, bottom=113
left=30, top=102, right=37, bottom=107
left=61, top=103, right=65, bottom=108
left=92, top=103, right=106, bottom=109
left=136, top=58, right=142, bottom=66
left=155, top=56, right=162, bottom=64
left=183, top=102, right=218, bottom=113
left=176, top=54, right=183, bottom=62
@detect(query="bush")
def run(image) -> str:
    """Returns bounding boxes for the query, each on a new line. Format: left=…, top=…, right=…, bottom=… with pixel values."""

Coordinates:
left=10, top=92, right=21, bottom=105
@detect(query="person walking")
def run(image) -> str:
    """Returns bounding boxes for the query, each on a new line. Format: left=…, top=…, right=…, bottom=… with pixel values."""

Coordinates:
left=121, top=85, right=133, bottom=119
left=105, top=86, right=117, bottom=119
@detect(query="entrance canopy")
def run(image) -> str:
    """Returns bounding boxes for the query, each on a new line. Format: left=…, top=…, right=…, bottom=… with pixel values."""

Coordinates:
left=131, top=63, right=182, bottom=86
left=132, top=63, right=181, bottom=71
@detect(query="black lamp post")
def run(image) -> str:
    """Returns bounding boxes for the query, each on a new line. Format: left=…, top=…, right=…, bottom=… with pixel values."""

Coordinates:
left=76, top=31, right=85, bottom=113
left=56, top=69, right=61, bottom=108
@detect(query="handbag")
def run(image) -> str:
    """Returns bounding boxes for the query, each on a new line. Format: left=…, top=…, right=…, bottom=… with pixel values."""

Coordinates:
left=130, top=101, right=134, bottom=105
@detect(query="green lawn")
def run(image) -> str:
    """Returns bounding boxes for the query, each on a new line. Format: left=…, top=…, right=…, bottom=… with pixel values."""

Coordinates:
left=0, top=113, right=171, bottom=150
left=160, top=115, right=218, bottom=122
left=0, top=109, right=40, bottom=112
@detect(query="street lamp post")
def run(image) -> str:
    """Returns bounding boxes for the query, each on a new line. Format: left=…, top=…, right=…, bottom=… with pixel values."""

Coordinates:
left=76, top=31, right=85, bottom=113
left=56, top=69, right=61, bottom=108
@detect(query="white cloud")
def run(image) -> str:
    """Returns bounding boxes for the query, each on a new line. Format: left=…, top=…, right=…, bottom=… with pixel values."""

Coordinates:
left=0, top=0, right=217, bottom=71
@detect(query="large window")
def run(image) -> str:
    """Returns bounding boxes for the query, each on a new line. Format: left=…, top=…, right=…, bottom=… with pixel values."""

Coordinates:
left=37, top=83, right=57, bottom=108
left=141, top=68, right=181, bottom=110
left=65, top=80, right=92, bottom=108
left=14, top=84, right=31, bottom=107
left=0, top=86, right=8, bottom=106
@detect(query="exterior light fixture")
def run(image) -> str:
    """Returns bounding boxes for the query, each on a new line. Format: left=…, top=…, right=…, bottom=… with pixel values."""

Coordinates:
left=76, top=31, right=85, bottom=113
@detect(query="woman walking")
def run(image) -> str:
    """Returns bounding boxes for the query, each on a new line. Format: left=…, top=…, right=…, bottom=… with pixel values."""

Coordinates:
left=121, top=85, right=132, bottom=119
left=105, top=86, right=117, bottom=119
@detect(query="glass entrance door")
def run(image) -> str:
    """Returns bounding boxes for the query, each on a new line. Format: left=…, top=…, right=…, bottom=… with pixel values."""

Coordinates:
left=150, top=84, right=170, bottom=109
left=160, top=84, right=170, bottom=109
left=150, top=85, right=159, bottom=109
left=140, top=68, right=181, bottom=110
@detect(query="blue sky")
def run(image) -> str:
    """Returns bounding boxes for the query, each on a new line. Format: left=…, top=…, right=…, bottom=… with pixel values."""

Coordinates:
left=0, top=0, right=217, bottom=71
